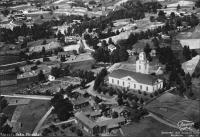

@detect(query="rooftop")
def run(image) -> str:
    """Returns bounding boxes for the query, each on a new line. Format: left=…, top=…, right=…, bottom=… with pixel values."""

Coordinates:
left=108, top=69, right=158, bottom=85
left=75, top=112, right=96, bottom=128
left=179, top=39, right=200, bottom=49
left=97, top=117, right=125, bottom=127
left=90, top=110, right=102, bottom=117
left=58, top=51, right=74, bottom=56
left=71, top=97, right=88, bottom=105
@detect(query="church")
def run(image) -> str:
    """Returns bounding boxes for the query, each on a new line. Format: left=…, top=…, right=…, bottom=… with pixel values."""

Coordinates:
left=108, top=52, right=163, bottom=93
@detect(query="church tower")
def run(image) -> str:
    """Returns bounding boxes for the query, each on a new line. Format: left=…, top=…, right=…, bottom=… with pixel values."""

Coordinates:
left=136, top=52, right=149, bottom=74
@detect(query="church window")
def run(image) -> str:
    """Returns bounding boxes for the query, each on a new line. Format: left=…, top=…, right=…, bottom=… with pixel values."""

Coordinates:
left=117, top=80, right=119, bottom=84
left=140, top=85, right=142, bottom=89
left=134, top=84, right=136, bottom=88
left=127, top=78, right=131, bottom=81
left=139, top=65, right=141, bottom=69
left=145, top=65, right=146, bottom=69
left=146, top=86, right=148, bottom=91
left=112, top=79, right=114, bottom=83
left=123, top=81, right=124, bottom=86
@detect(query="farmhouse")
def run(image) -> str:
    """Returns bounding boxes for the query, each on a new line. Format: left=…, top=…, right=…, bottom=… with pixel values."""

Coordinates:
left=108, top=52, right=163, bottom=93
left=74, top=112, right=126, bottom=135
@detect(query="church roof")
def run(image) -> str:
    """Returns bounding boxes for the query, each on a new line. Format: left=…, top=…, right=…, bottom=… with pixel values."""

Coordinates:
left=108, top=69, right=158, bottom=85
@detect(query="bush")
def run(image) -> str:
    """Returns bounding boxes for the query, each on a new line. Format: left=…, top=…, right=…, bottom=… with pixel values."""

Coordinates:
left=70, top=126, right=76, bottom=132
left=140, top=98, right=144, bottom=104
left=154, top=91, right=158, bottom=96
left=150, top=94, right=153, bottom=98
left=143, top=91, right=147, bottom=96
left=138, top=90, right=142, bottom=94
left=76, top=129, right=83, bottom=136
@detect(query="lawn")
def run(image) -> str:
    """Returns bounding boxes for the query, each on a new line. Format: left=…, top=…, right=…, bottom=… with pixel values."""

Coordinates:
left=0, top=55, right=20, bottom=66
left=121, top=117, right=187, bottom=137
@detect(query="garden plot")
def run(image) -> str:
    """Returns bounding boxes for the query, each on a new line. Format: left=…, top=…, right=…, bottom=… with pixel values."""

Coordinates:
left=167, top=1, right=195, bottom=8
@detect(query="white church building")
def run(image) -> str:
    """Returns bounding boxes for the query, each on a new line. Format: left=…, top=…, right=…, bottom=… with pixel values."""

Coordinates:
left=108, top=52, right=163, bottom=93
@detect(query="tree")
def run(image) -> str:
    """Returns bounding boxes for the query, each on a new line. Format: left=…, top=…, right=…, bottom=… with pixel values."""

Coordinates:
left=36, top=60, right=41, bottom=65
left=193, top=121, right=199, bottom=129
left=154, top=91, right=158, bottom=96
left=150, top=94, right=153, bottom=98
left=60, top=56, right=66, bottom=62
left=192, top=73, right=196, bottom=78
left=158, top=11, right=165, bottom=17
left=52, top=97, right=73, bottom=121
left=1, top=97, right=8, bottom=112
left=108, top=90, right=113, bottom=96
left=70, top=126, right=76, bottom=132
left=177, top=4, right=180, bottom=11
left=112, top=111, right=119, bottom=118
left=150, top=16, right=155, bottom=22
left=170, top=12, right=175, bottom=18
left=140, top=98, right=144, bottom=104
left=147, top=53, right=152, bottom=62
left=38, top=70, right=46, bottom=81
left=94, top=96, right=101, bottom=104
left=42, top=46, right=46, bottom=55
left=42, top=39, right=47, bottom=45
left=108, top=38, right=114, bottom=45
left=119, top=47, right=129, bottom=62
left=117, top=97, right=123, bottom=106
left=15, top=66, right=20, bottom=73
left=40, top=15, right=44, bottom=19
left=78, top=40, right=85, bottom=53
left=1, top=124, right=12, bottom=135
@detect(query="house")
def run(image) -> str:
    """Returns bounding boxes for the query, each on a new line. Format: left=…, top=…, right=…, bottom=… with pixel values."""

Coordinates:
left=48, top=75, right=55, bottom=81
left=108, top=52, right=163, bottom=93
left=74, top=112, right=126, bottom=135
left=112, top=106, right=130, bottom=118
left=108, top=44, right=116, bottom=52
left=0, top=70, right=17, bottom=86
left=71, top=97, right=89, bottom=109
left=72, top=89, right=87, bottom=98
left=57, top=51, right=74, bottom=58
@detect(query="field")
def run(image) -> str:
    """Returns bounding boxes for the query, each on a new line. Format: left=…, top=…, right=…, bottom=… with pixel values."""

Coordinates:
left=191, top=77, right=200, bottom=100
left=1, top=81, right=33, bottom=95
left=0, top=55, right=20, bottom=66
left=121, top=117, right=186, bottom=137
left=17, top=99, right=51, bottom=134
left=145, top=92, right=199, bottom=124
left=27, top=38, right=57, bottom=48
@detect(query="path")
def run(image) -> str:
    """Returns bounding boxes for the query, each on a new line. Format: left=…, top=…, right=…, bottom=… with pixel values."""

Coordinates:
left=1, top=94, right=53, bottom=100
left=40, top=119, right=75, bottom=130
left=32, top=106, right=54, bottom=136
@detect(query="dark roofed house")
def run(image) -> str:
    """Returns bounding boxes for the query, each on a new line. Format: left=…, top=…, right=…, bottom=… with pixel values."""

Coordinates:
left=58, top=51, right=74, bottom=58
left=71, top=97, right=89, bottom=109
left=74, top=112, right=99, bottom=135
left=74, top=111, right=126, bottom=135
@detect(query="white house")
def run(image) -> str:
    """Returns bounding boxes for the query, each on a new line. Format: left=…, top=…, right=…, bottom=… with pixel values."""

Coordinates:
left=108, top=52, right=163, bottom=93
left=48, top=75, right=55, bottom=81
